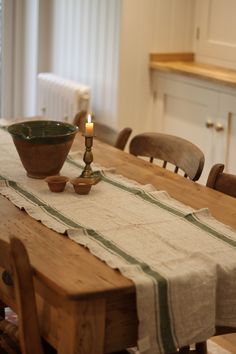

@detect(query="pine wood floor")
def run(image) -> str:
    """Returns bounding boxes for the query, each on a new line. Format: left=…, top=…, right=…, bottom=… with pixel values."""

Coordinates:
left=211, top=334, right=236, bottom=353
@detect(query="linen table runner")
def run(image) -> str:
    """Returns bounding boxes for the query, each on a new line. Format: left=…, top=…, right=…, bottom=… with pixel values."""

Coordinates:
left=1, top=126, right=236, bottom=354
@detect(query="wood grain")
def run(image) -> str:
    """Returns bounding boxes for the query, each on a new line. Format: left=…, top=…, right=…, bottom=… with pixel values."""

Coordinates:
left=212, top=334, right=236, bottom=353
left=58, top=298, right=106, bottom=354
left=150, top=52, right=194, bottom=62
left=150, top=52, right=236, bottom=88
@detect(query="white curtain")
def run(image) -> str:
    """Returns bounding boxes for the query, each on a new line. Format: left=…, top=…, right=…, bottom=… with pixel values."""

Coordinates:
left=0, top=0, right=48, bottom=120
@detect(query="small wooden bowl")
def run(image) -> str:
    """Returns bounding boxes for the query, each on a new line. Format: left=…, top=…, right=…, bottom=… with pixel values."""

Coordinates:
left=70, top=176, right=100, bottom=195
left=45, top=175, right=69, bottom=193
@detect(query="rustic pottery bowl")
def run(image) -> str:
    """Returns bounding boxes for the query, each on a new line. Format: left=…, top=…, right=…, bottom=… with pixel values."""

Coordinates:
left=8, top=120, right=78, bottom=179
left=70, top=177, right=100, bottom=195
left=45, top=175, right=69, bottom=193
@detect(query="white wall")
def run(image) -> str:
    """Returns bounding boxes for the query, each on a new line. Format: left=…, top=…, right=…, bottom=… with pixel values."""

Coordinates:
left=117, top=0, right=195, bottom=135
left=117, top=0, right=156, bottom=134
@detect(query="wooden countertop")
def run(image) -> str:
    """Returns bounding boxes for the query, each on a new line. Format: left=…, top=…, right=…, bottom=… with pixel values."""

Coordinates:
left=150, top=52, right=236, bottom=88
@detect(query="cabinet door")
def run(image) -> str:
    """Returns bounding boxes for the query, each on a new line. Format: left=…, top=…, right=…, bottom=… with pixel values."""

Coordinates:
left=219, top=93, right=236, bottom=174
left=155, top=76, right=225, bottom=183
left=195, top=0, right=236, bottom=69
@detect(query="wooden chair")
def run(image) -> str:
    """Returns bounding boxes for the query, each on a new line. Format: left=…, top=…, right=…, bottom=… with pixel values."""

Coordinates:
left=129, top=132, right=205, bottom=181
left=206, top=163, right=236, bottom=197
left=73, top=111, right=132, bottom=150
left=0, top=237, right=55, bottom=354
left=0, top=238, right=130, bottom=354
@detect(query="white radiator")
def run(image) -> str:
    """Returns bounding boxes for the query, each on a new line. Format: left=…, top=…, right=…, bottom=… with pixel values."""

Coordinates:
left=37, top=73, right=90, bottom=123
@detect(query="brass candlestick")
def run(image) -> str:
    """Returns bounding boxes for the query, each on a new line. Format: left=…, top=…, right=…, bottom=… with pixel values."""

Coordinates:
left=80, top=135, right=94, bottom=178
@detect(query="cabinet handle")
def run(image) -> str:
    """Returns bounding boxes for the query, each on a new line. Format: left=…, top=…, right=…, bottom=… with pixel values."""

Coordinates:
left=215, top=123, right=224, bottom=132
left=205, top=120, right=214, bottom=128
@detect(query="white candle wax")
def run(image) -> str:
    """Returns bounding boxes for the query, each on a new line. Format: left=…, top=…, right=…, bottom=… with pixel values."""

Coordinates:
left=85, top=114, right=94, bottom=136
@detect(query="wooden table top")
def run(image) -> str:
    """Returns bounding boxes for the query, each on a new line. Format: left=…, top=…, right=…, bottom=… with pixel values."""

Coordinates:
left=1, top=135, right=236, bottom=301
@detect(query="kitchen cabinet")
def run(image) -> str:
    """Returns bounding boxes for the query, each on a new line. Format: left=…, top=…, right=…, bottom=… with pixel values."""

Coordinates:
left=195, top=0, right=236, bottom=70
left=152, top=72, right=236, bottom=184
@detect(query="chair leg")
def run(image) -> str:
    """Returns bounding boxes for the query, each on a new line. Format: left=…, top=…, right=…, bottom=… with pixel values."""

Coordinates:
left=195, top=341, right=207, bottom=354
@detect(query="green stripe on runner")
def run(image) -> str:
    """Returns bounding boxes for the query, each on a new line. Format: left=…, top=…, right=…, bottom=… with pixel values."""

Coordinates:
left=8, top=180, right=46, bottom=206
left=10, top=181, right=83, bottom=229
left=100, top=172, right=184, bottom=217
left=0, top=175, right=82, bottom=228
left=185, top=213, right=236, bottom=248
left=67, top=157, right=236, bottom=248
left=86, top=229, right=176, bottom=353
left=66, top=155, right=84, bottom=169
left=0, top=172, right=177, bottom=353
left=66, top=157, right=184, bottom=217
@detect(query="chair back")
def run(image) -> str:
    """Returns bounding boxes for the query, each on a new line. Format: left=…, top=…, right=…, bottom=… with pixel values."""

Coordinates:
left=129, top=132, right=205, bottom=181
left=73, top=111, right=132, bottom=150
left=206, top=164, right=236, bottom=197
left=0, top=237, right=44, bottom=354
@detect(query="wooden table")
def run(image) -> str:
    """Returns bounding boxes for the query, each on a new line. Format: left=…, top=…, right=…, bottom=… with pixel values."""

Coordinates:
left=1, top=135, right=236, bottom=354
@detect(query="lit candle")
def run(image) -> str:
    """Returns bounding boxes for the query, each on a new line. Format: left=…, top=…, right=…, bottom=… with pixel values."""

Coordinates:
left=85, top=114, right=94, bottom=136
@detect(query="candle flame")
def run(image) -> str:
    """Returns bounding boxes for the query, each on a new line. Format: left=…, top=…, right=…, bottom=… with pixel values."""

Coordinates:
left=87, top=114, right=92, bottom=123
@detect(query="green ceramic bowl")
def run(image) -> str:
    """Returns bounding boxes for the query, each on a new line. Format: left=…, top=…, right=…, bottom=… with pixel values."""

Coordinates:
left=8, top=120, right=79, bottom=179
left=8, top=120, right=78, bottom=144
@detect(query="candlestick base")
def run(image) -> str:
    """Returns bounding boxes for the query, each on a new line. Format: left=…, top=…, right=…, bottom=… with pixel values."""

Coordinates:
left=80, top=135, right=94, bottom=178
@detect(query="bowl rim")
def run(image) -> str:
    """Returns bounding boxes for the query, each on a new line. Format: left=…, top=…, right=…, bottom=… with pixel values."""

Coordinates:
left=8, top=120, right=79, bottom=144
left=8, top=120, right=79, bottom=138
left=70, top=176, right=101, bottom=186
left=45, top=175, right=69, bottom=184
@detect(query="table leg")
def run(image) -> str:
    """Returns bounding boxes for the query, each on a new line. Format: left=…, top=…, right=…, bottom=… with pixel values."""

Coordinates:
left=196, top=342, right=207, bottom=354
left=58, top=298, right=106, bottom=354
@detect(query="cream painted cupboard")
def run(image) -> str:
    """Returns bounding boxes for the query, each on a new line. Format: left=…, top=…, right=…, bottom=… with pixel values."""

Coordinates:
left=195, top=0, right=236, bottom=69
left=152, top=72, right=236, bottom=184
